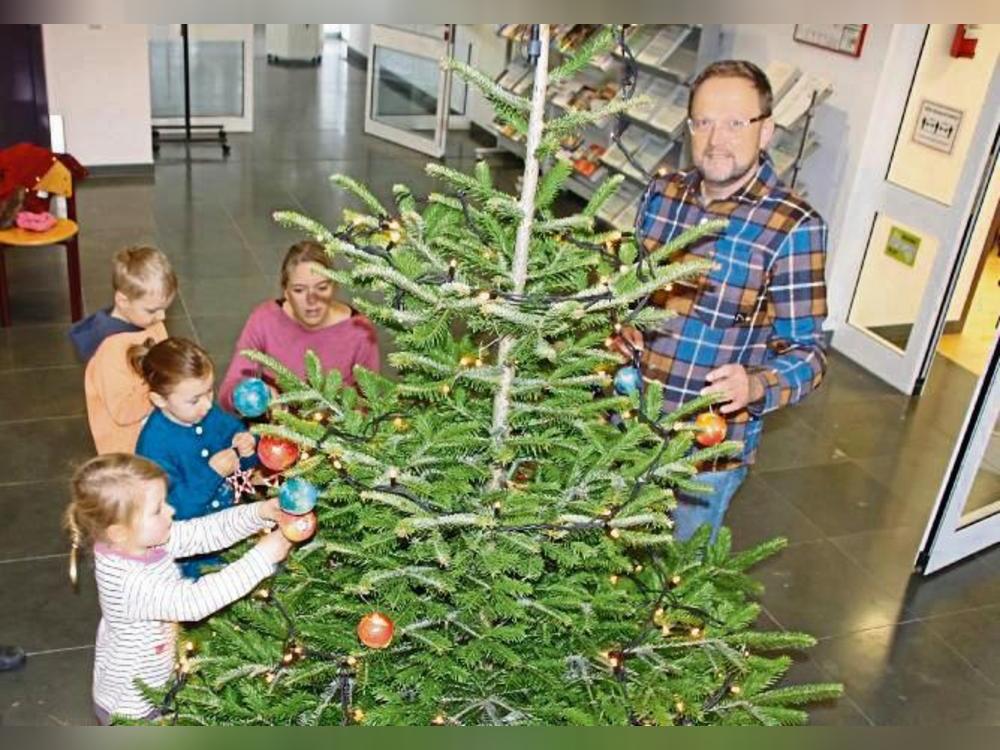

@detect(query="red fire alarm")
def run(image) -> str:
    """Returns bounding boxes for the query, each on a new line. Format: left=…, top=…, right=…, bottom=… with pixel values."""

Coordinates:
left=951, top=24, right=979, bottom=59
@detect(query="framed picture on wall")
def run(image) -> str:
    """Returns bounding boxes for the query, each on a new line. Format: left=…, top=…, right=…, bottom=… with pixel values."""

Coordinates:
left=793, top=25, right=868, bottom=58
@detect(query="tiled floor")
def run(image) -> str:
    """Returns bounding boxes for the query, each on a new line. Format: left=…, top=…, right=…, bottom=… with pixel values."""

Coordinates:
left=2, top=35, right=998, bottom=726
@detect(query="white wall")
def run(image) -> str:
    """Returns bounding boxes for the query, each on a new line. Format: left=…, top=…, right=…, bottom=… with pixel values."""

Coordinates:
left=342, top=24, right=370, bottom=58
left=42, top=24, right=153, bottom=167
left=887, top=24, right=1000, bottom=207
left=719, top=24, right=894, bottom=271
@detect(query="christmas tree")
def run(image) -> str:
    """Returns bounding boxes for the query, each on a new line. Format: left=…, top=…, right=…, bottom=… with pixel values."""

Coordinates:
left=165, top=25, right=840, bottom=725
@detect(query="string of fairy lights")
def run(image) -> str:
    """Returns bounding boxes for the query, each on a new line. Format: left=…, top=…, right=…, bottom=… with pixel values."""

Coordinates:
left=164, top=24, right=746, bottom=726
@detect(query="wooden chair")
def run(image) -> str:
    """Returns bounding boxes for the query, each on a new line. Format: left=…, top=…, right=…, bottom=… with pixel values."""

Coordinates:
left=0, top=158, right=83, bottom=327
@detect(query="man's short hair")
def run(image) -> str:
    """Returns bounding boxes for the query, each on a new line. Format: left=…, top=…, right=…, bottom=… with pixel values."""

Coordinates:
left=111, top=246, right=178, bottom=300
left=688, top=60, right=774, bottom=119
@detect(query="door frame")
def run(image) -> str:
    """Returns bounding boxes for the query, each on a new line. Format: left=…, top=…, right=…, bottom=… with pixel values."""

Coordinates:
left=364, top=24, right=454, bottom=158
left=918, top=327, right=1000, bottom=574
left=829, top=25, right=1000, bottom=395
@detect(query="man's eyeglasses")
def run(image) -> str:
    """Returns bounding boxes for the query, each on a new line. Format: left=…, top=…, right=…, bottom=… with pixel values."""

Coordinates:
left=686, top=113, right=770, bottom=134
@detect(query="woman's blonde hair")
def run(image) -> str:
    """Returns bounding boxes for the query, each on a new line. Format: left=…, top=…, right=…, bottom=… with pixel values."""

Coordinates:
left=127, top=336, right=214, bottom=397
left=65, top=453, right=167, bottom=586
left=280, top=240, right=335, bottom=289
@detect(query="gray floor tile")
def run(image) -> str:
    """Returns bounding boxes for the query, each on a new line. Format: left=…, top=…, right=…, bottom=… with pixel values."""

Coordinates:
left=0, top=556, right=99, bottom=653
left=725, top=474, right=826, bottom=551
left=0, top=480, right=73, bottom=561
left=177, top=275, right=273, bottom=318
left=760, top=461, right=928, bottom=538
left=810, top=621, right=1000, bottom=725
left=0, top=416, right=94, bottom=483
left=0, top=367, right=86, bottom=422
left=0, top=647, right=97, bottom=726
left=753, top=539, right=904, bottom=639
left=831, top=526, right=1000, bottom=621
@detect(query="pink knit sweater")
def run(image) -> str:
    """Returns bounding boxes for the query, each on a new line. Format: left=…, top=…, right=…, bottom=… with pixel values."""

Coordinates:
left=219, top=301, right=380, bottom=413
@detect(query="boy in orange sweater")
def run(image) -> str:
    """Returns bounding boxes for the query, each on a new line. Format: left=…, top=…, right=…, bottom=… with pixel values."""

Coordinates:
left=70, top=246, right=177, bottom=454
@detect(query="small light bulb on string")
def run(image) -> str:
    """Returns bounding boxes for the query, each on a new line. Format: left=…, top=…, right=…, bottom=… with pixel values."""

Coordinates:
left=432, top=714, right=446, bottom=725
left=448, top=259, right=457, bottom=280
left=184, top=641, right=196, bottom=655
left=609, top=528, right=622, bottom=539
left=609, top=574, right=619, bottom=585
left=346, top=656, right=358, bottom=667
left=459, top=355, right=474, bottom=368
left=661, top=624, right=672, bottom=636
left=670, top=575, right=682, bottom=587
left=264, top=672, right=277, bottom=685
left=333, top=459, right=344, bottom=471
left=674, top=701, right=685, bottom=714
left=633, top=564, right=643, bottom=573
left=255, top=588, right=271, bottom=601
left=440, top=384, right=451, bottom=396
left=392, top=416, right=407, bottom=431
left=730, top=685, right=742, bottom=696
left=388, top=467, right=399, bottom=486
left=312, top=411, right=326, bottom=423
left=476, top=290, right=491, bottom=303
left=353, top=708, right=365, bottom=722
left=300, top=451, right=311, bottom=461
left=613, top=322, right=622, bottom=333
left=604, top=337, right=615, bottom=349
left=282, top=652, right=294, bottom=665
left=689, top=627, right=702, bottom=638
left=475, top=358, right=484, bottom=367
left=492, top=500, right=502, bottom=513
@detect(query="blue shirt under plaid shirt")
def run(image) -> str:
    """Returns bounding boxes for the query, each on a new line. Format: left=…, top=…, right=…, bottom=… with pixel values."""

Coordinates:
left=636, top=153, right=828, bottom=468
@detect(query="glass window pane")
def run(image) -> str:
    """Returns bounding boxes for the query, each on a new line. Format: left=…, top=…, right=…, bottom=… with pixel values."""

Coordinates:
left=847, top=213, right=939, bottom=352
left=149, top=36, right=245, bottom=118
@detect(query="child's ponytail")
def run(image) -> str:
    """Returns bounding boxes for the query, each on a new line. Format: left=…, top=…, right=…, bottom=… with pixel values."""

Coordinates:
left=127, top=337, right=157, bottom=379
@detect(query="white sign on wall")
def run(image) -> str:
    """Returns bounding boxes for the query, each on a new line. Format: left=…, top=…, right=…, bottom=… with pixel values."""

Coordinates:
left=912, top=100, right=963, bottom=154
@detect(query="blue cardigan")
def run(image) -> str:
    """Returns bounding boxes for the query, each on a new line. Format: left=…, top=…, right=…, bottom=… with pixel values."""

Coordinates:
left=136, top=405, right=257, bottom=521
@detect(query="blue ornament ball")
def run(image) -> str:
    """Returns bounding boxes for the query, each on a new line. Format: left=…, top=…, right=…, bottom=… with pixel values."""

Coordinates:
left=279, top=477, right=319, bottom=516
left=613, top=365, right=643, bottom=396
left=233, top=377, right=271, bottom=418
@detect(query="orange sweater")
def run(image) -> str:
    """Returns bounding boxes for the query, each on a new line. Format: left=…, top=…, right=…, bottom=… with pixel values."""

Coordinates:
left=84, top=323, right=168, bottom=454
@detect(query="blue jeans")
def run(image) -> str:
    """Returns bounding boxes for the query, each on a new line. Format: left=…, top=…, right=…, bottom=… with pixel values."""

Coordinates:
left=672, top=466, right=748, bottom=543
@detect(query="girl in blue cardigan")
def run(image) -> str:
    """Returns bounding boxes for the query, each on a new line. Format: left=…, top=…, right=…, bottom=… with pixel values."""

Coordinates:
left=131, top=337, right=258, bottom=578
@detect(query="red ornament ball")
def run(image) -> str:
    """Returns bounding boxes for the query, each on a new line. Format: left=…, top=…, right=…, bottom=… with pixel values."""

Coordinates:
left=357, top=611, right=395, bottom=649
left=277, top=510, right=317, bottom=543
left=257, top=436, right=300, bottom=472
left=695, top=412, right=727, bottom=447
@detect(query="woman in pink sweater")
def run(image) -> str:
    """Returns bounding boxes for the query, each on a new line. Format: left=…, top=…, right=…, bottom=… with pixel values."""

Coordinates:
left=219, top=241, right=380, bottom=413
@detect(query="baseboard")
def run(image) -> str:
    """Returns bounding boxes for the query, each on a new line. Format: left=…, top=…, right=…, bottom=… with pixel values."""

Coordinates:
left=86, top=163, right=155, bottom=179
left=346, top=47, right=367, bottom=69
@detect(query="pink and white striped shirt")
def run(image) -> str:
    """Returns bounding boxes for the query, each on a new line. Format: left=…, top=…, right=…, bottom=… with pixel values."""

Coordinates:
left=92, top=503, right=275, bottom=720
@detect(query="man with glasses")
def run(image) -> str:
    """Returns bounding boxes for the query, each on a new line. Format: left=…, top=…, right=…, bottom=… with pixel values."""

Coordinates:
left=616, top=60, right=829, bottom=543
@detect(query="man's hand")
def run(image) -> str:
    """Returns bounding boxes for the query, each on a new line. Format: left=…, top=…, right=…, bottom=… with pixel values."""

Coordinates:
left=700, top=364, right=765, bottom=414
left=610, top=326, right=644, bottom=362
left=232, top=431, right=256, bottom=458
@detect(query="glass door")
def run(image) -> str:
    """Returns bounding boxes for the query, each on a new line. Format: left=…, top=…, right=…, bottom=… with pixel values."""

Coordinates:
left=149, top=24, right=255, bottom=133
left=830, top=25, right=1000, bottom=394
left=918, top=326, right=1000, bottom=574
left=364, top=24, right=455, bottom=158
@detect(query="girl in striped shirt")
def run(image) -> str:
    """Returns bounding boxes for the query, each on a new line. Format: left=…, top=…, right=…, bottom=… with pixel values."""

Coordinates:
left=65, top=453, right=292, bottom=724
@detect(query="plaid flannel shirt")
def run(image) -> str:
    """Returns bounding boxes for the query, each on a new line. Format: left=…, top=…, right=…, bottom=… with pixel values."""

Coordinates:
left=636, top=153, right=828, bottom=469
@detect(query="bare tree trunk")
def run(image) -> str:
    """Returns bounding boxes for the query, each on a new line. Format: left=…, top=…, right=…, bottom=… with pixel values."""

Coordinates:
left=489, top=24, right=550, bottom=489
